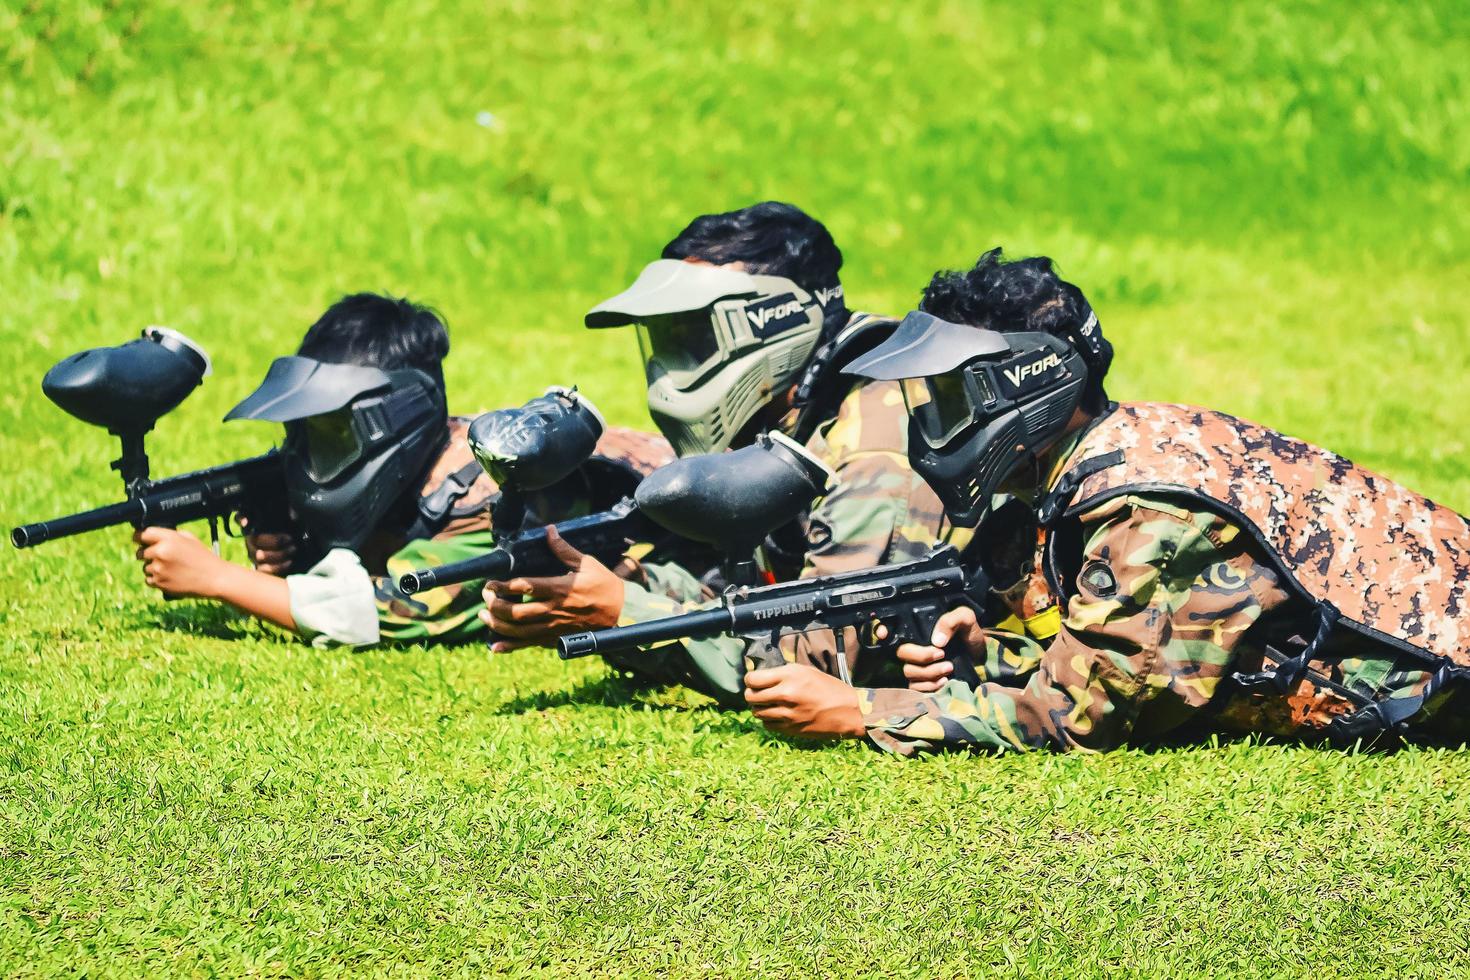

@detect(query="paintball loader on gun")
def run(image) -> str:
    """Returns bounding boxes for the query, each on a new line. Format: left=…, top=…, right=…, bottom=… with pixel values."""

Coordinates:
left=397, top=387, right=698, bottom=595
left=10, top=328, right=300, bottom=559
left=556, top=440, right=987, bottom=687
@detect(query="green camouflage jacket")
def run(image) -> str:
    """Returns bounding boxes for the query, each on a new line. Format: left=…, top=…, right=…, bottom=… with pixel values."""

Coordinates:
left=613, top=375, right=974, bottom=706
left=861, top=462, right=1470, bottom=757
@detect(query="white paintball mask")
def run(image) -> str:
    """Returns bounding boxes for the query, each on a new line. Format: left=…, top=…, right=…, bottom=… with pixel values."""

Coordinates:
left=586, top=259, right=830, bottom=455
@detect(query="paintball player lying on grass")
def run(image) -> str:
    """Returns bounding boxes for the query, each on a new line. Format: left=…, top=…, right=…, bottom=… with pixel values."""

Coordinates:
left=481, top=202, right=1043, bottom=703
left=134, top=292, right=670, bottom=646
left=743, top=248, right=1470, bottom=753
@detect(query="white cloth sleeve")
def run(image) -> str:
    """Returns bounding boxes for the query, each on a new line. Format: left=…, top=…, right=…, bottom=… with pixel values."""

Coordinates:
left=285, top=548, right=381, bottom=648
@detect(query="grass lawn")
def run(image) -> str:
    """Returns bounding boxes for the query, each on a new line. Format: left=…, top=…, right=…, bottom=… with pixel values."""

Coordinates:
left=2, top=0, right=1469, bottom=974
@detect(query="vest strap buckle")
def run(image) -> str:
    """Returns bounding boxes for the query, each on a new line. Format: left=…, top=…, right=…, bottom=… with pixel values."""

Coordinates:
left=405, top=461, right=485, bottom=540
left=1325, top=661, right=1455, bottom=745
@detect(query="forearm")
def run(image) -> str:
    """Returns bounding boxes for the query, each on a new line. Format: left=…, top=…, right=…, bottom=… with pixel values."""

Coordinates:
left=863, top=499, right=1276, bottom=756
left=209, top=562, right=296, bottom=631
left=789, top=455, right=924, bottom=683
left=859, top=629, right=1065, bottom=756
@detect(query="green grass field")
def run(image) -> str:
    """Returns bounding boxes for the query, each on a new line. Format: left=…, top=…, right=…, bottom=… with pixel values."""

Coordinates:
left=3, top=0, right=1469, bottom=974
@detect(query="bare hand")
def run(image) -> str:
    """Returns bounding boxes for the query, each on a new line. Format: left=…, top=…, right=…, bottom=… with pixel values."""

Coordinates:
left=896, top=605, right=986, bottom=692
left=478, top=526, right=624, bottom=652
left=134, top=527, right=231, bottom=599
left=238, top=514, right=296, bottom=576
left=744, top=663, right=866, bottom=740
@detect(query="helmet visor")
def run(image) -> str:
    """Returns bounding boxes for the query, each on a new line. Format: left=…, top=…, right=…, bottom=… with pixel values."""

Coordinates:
left=635, top=312, right=724, bottom=389
left=296, top=408, right=364, bottom=483
left=902, top=371, right=975, bottom=448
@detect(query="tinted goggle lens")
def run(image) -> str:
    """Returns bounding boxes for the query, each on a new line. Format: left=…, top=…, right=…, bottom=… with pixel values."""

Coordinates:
left=296, top=409, right=363, bottom=482
left=901, top=371, right=975, bottom=448
left=635, top=312, right=724, bottom=387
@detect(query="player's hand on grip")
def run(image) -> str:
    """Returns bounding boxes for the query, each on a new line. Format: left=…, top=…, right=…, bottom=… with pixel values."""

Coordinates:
left=134, top=527, right=231, bottom=599
left=895, top=605, right=986, bottom=692
left=238, top=514, right=296, bottom=576
left=480, top=526, right=625, bottom=652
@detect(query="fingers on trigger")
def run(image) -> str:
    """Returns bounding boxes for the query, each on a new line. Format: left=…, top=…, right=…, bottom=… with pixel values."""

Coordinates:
left=502, top=578, right=540, bottom=598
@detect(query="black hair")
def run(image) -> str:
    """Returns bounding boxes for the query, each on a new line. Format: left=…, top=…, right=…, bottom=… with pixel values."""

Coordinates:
left=919, top=248, right=1112, bottom=413
left=297, top=293, right=450, bottom=392
left=662, top=201, right=848, bottom=334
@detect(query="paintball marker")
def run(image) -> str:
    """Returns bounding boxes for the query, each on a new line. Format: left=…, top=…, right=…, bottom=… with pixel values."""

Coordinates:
left=397, top=388, right=830, bottom=595
left=10, top=328, right=298, bottom=555
left=398, top=387, right=649, bottom=594
left=555, top=437, right=984, bottom=685
left=556, top=544, right=986, bottom=686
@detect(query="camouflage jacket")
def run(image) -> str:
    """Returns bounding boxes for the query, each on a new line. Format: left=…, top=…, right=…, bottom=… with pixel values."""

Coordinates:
left=291, top=418, right=674, bottom=646
left=614, top=375, right=976, bottom=705
left=862, top=405, right=1470, bottom=755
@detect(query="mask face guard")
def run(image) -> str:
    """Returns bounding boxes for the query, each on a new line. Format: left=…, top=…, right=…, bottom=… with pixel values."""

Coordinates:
left=644, top=351, right=777, bottom=456
left=229, top=356, right=448, bottom=550
left=588, top=260, right=828, bottom=454
left=844, top=311, right=1090, bottom=527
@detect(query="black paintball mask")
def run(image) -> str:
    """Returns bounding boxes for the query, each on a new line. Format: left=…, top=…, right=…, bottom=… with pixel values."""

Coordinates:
left=225, top=356, right=448, bottom=551
left=844, top=311, right=1090, bottom=527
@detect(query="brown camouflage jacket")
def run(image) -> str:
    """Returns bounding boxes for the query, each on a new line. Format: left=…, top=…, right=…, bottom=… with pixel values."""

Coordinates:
left=862, top=404, right=1470, bottom=755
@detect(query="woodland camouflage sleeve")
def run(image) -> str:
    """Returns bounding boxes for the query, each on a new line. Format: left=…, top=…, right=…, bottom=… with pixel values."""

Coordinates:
left=374, top=529, right=499, bottom=644
left=860, top=497, right=1283, bottom=755
left=603, top=382, right=946, bottom=695
left=587, top=436, right=926, bottom=697
left=368, top=423, right=672, bottom=648
left=606, top=563, right=747, bottom=707
left=785, top=381, right=963, bottom=682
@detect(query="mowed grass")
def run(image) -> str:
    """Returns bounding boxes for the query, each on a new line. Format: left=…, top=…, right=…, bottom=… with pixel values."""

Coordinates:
left=2, top=0, right=1469, bottom=974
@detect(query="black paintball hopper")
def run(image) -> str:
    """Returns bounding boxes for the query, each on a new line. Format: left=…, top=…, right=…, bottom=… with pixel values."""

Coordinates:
left=468, top=386, right=606, bottom=491
left=43, top=326, right=211, bottom=437
left=634, top=431, right=833, bottom=557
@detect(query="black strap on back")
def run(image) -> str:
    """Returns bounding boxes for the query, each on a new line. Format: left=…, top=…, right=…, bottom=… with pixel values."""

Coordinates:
left=1232, top=601, right=1340, bottom=694
left=1037, top=450, right=1125, bottom=526
left=403, top=461, right=485, bottom=541
left=1325, top=660, right=1457, bottom=745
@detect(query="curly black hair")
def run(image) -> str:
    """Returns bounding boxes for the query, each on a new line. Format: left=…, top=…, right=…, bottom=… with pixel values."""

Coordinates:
left=920, top=247, right=1112, bottom=413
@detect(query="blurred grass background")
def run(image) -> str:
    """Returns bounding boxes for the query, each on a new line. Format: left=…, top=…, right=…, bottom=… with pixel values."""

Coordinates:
left=1, top=0, right=1468, bottom=975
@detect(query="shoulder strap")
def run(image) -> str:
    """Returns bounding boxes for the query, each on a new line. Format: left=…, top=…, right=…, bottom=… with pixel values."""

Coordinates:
left=1037, top=450, right=1124, bottom=525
